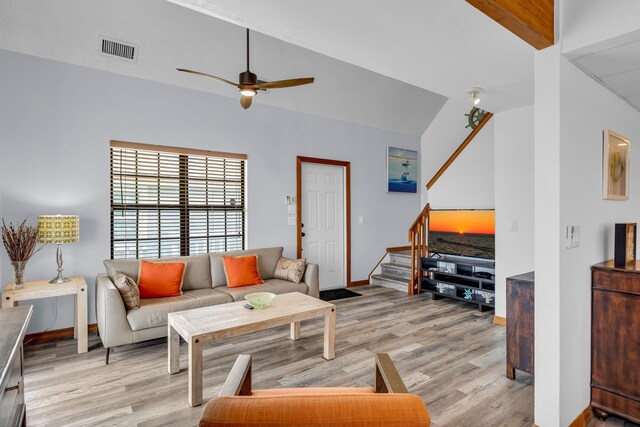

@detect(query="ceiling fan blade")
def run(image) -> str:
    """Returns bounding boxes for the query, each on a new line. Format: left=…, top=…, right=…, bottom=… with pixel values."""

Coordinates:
left=240, top=95, right=253, bottom=109
left=254, top=77, right=314, bottom=89
left=176, top=69, right=239, bottom=87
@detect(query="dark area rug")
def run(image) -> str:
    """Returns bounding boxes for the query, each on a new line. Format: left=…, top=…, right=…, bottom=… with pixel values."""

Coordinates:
left=319, top=288, right=362, bottom=301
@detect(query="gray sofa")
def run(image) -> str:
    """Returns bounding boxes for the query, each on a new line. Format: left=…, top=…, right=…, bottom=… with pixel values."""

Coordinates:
left=95, top=247, right=319, bottom=362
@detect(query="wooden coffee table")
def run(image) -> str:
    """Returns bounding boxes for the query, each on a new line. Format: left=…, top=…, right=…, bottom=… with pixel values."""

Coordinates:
left=167, top=292, right=336, bottom=406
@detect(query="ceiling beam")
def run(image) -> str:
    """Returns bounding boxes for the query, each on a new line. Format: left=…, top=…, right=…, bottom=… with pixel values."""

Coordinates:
left=465, top=0, right=554, bottom=50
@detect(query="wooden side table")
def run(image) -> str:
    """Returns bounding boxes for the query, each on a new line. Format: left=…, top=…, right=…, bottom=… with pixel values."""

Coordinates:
left=2, top=276, right=88, bottom=354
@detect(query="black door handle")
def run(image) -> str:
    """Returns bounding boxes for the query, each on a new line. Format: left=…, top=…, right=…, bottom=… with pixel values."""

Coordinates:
left=301, top=232, right=306, bottom=237
left=301, top=223, right=304, bottom=228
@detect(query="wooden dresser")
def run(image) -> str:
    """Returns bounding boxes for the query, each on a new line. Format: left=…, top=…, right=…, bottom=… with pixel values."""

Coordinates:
left=506, top=271, right=534, bottom=379
left=0, top=305, right=32, bottom=427
left=591, top=261, right=640, bottom=423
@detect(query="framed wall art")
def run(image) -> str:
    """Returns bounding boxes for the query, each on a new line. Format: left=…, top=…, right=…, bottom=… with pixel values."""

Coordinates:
left=387, top=147, right=418, bottom=193
left=603, top=129, right=630, bottom=200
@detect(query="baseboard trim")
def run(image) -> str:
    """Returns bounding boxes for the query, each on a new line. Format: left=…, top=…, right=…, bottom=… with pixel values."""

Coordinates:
left=350, top=279, right=369, bottom=287
left=493, top=316, right=506, bottom=326
left=569, top=405, right=593, bottom=427
left=25, top=323, right=98, bottom=345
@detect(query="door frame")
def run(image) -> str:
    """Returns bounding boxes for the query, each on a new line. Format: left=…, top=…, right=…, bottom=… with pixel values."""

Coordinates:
left=296, top=156, right=351, bottom=287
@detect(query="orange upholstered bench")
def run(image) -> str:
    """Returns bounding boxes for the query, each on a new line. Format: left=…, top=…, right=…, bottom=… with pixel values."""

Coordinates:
left=200, top=354, right=430, bottom=427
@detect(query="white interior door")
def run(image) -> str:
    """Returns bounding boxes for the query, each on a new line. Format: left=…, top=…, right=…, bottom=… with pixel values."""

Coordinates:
left=301, top=163, right=345, bottom=290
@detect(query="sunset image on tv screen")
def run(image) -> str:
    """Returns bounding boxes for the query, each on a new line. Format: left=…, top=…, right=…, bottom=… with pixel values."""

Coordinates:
left=429, top=210, right=495, bottom=235
left=429, top=210, right=495, bottom=259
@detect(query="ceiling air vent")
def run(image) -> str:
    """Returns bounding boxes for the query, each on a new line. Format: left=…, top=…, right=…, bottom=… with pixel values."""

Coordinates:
left=100, top=37, right=137, bottom=62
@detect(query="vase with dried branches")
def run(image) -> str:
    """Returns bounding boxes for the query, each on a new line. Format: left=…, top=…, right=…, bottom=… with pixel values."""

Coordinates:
left=2, top=219, right=41, bottom=289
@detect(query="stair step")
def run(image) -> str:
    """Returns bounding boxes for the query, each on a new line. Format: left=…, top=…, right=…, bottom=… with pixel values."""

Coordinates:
left=389, top=251, right=419, bottom=267
left=381, top=262, right=411, bottom=270
left=380, top=263, right=412, bottom=280
left=371, top=274, right=409, bottom=293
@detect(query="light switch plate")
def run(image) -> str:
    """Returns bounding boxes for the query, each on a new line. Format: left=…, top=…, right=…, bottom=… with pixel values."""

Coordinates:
left=287, top=204, right=296, bottom=214
left=509, top=220, right=518, bottom=232
left=565, top=225, right=580, bottom=248
left=287, top=216, right=296, bottom=226
left=358, top=215, right=364, bottom=224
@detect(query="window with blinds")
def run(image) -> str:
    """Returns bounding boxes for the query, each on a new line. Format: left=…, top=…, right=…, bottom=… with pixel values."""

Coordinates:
left=110, top=141, right=247, bottom=260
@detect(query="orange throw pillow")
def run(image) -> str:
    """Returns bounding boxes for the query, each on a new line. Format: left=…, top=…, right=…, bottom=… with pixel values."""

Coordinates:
left=223, top=255, right=264, bottom=288
left=138, top=260, right=186, bottom=298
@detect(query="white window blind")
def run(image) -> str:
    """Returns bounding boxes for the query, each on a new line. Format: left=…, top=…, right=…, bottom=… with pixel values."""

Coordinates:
left=110, top=141, right=247, bottom=259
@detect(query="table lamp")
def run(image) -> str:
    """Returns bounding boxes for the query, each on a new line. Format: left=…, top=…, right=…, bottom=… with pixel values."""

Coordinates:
left=38, top=215, right=79, bottom=283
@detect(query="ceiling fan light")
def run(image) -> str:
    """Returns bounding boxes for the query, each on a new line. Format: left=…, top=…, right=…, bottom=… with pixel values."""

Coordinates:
left=240, top=88, right=256, bottom=97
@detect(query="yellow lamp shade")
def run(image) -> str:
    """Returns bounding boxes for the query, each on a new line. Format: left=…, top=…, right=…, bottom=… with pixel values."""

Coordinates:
left=38, top=215, right=80, bottom=244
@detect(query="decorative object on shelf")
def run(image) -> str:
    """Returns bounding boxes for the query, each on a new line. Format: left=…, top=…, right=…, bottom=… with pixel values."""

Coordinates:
left=1, top=219, right=41, bottom=289
left=479, top=291, right=494, bottom=304
left=436, top=283, right=450, bottom=294
left=463, top=289, right=474, bottom=300
left=614, top=223, right=636, bottom=267
left=465, top=107, right=488, bottom=129
left=603, top=129, right=630, bottom=200
left=387, top=147, right=418, bottom=193
left=38, top=215, right=79, bottom=284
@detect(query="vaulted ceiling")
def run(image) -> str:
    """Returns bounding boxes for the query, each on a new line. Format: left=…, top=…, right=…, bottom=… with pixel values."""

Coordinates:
left=0, top=0, right=536, bottom=135
left=167, top=0, right=536, bottom=112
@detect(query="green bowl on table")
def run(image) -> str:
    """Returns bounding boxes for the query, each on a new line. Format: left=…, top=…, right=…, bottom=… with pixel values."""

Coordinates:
left=244, top=292, right=276, bottom=309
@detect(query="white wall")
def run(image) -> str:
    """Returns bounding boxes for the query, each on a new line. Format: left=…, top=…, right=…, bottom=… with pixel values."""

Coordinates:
left=561, top=0, right=640, bottom=53
left=534, top=44, right=563, bottom=427
left=558, top=56, right=640, bottom=425
left=421, top=97, right=495, bottom=209
left=493, top=106, right=535, bottom=317
left=0, top=49, right=421, bottom=333
left=534, top=45, right=640, bottom=425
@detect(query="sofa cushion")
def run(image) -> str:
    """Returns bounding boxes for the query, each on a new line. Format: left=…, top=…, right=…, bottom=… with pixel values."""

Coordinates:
left=126, top=289, right=233, bottom=331
left=217, top=279, right=307, bottom=301
left=274, top=257, right=307, bottom=284
left=223, top=255, right=264, bottom=287
left=138, top=260, right=186, bottom=298
left=200, top=393, right=431, bottom=427
left=104, top=254, right=212, bottom=291
left=112, top=272, right=140, bottom=310
left=210, top=247, right=284, bottom=287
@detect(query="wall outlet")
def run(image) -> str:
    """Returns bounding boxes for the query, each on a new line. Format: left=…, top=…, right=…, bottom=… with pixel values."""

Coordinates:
left=287, top=216, right=296, bottom=226
left=565, top=225, right=580, bottom=249
left=509, top=220, right=518, bottom=232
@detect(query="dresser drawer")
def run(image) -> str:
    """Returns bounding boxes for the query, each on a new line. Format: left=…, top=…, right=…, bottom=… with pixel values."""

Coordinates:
left=0, top=347, right=24, bottom=427
left=593, top=270, right=640, bottom=295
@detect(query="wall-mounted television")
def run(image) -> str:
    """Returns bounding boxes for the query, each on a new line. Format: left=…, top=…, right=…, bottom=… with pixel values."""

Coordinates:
left=428, top=209, right=495, bottom=260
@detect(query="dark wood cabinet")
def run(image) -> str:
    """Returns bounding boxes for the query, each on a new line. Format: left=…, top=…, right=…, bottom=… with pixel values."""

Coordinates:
left=506, top=271, right=534, bottom=380
left=591, top=261, right=640, bottom=423
left=0, top=305, right=32, bottom=427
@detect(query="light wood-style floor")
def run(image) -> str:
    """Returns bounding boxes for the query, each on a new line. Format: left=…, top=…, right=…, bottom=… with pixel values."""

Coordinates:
left=24, top=285, right=534, bottom=426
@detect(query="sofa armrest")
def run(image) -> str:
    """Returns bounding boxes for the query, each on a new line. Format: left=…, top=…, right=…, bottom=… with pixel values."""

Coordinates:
left=95, top=274, right=133, bottom=348
left=303, top=263, right=319, bottom=298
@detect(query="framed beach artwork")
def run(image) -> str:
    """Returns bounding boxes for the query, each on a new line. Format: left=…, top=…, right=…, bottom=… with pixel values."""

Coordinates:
left=603, top=129, right=630, bottom=200
left=387, top=147, right=418, bottom=193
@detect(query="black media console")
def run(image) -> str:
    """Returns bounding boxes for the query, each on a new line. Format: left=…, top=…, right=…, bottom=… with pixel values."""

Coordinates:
left=421, top=255, right=495, bottom=312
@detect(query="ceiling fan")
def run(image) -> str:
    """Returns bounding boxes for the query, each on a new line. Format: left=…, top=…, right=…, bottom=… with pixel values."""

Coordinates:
left=177, top=29, right=315, bottom=109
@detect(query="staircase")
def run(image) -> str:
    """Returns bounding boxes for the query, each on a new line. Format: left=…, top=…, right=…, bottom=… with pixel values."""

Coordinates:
left=370, top=251, right=415, bottom=292
left=371, top=110, right=494, bottom=295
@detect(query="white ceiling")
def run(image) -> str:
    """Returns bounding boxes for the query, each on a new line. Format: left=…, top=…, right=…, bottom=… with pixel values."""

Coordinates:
left=166, top=0, right=536, bottom=113
left=571, top=38, right=640, bottom=112
left=0, top=0, right=448, bottom=136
